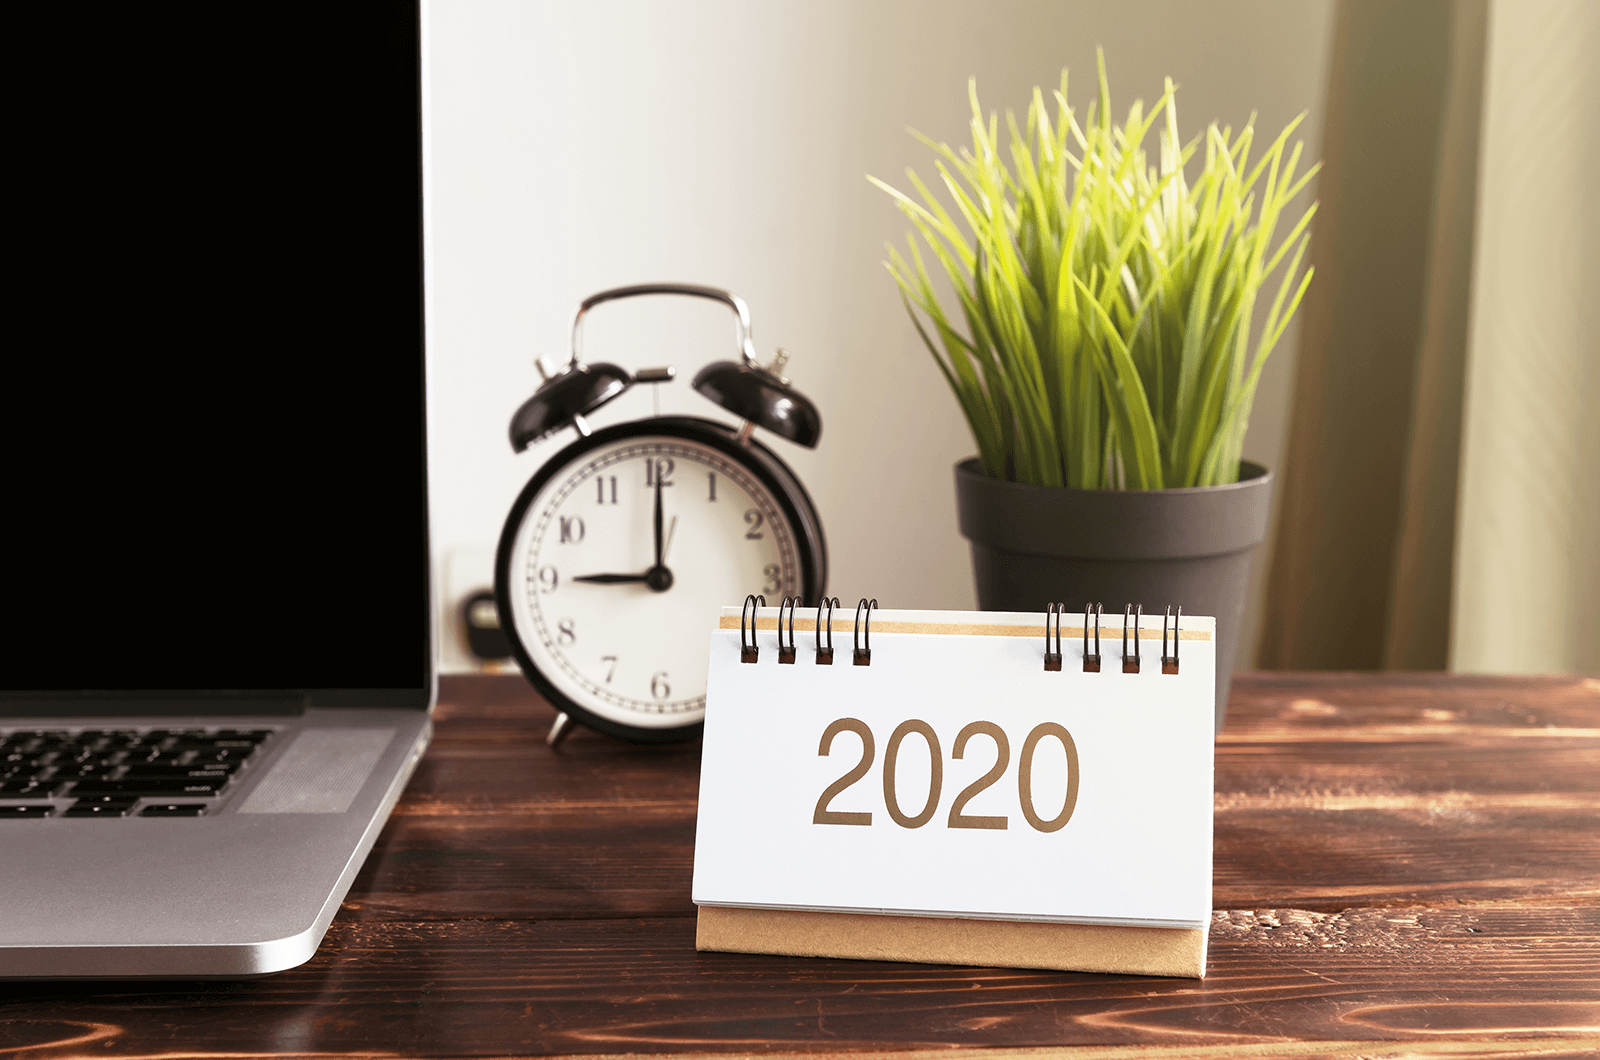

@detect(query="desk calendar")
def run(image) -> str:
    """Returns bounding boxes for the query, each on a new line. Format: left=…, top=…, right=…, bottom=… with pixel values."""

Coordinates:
left=692, top=600, right=1215, bottom=977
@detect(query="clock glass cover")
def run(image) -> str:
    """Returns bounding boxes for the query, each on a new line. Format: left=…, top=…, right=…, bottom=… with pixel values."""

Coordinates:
left=500, top=427, right=811, bottom=732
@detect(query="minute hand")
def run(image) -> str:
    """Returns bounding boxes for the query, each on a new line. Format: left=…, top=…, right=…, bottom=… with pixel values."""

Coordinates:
left=572, top=572, right=650, bottom=584
left=653, top=473, right=664, bottom=568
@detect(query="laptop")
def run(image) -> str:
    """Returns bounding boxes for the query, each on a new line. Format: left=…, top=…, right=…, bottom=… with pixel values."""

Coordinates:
left=0, top=6, right=434, bottom=977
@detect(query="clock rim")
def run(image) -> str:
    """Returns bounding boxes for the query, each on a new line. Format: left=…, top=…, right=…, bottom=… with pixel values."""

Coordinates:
left=494, top=416, right=827, bottom=744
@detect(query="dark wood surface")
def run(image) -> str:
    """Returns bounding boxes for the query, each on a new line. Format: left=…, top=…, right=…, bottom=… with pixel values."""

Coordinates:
left=4, top=672, right=1597, bottom=1059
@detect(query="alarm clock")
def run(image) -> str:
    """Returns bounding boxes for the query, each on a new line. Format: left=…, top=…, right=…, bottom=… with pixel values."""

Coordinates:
left=495, top=284, right=827, bottom=746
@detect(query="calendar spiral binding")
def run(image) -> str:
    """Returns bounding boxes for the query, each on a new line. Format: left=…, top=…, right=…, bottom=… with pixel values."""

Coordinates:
left=740, top=595, right=1184, bottom=675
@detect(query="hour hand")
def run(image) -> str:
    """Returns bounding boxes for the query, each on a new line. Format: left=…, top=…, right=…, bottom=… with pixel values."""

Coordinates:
left=572, top=572, right=650, bottom=584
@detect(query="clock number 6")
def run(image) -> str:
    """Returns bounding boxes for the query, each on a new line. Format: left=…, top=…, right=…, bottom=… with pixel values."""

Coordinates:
left=650, top=671, right=671, bottom=700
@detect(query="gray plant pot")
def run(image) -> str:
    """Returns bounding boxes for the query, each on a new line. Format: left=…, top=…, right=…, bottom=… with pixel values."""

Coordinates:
left=954, top=458, right=1273, bottom=734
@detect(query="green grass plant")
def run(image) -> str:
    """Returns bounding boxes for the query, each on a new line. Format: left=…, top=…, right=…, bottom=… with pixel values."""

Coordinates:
left=871, top=53, right=1318, bottom=488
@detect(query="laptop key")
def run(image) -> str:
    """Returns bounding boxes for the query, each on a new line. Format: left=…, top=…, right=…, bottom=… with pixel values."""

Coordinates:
left=63, top=801, right=135, bottom=818
left=0, top=805, right=54, bottom=818
left=189, top=748, right=255, bottom=764
left=169, top=740, right=259, bottom=754
left=140, top=803, right=208, bottom=817
left=69, top=779, right=225, bottom=797
left=0, top=781, right=58, bottom=797
left=59, top=757, right=122, bottom=771
left=48, top=768, right=119, bottom=782
left=120, top=765, right=235, bottom=780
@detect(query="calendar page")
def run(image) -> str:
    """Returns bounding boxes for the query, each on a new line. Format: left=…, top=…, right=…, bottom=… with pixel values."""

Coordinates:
left=692, top=607, right=1215, bottom=930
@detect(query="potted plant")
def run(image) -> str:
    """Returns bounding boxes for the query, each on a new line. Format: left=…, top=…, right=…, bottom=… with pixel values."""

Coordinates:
left=871, top=54, right=1317, bottom=731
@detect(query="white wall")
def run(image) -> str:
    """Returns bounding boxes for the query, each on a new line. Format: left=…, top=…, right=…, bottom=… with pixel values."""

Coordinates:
left=427, top=0, right=1334, bottom=671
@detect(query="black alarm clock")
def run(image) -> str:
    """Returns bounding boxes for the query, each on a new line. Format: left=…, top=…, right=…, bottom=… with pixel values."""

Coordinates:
left=495, top=284, right=827, bottom=746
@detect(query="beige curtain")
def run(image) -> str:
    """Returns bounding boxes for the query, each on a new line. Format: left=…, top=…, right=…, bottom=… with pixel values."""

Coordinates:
left=1451, top=0, right=1600, bottom=674
left=1260, top=0, right=1599, bottom=674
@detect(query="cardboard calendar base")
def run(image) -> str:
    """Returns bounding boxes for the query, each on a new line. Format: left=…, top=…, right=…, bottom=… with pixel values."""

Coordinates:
left=696, top=905, right=1207, bottom=978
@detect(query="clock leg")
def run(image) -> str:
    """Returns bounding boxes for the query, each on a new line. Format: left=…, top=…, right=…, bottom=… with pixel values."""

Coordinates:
left=546, top=711, right=576, bottom=748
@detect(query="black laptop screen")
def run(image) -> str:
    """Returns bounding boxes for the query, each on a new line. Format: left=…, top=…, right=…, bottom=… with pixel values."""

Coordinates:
left=2, top=8, right=429, bottom=704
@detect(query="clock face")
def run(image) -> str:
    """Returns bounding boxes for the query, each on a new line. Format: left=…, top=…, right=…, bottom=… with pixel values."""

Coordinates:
left=501, top=429, right=808, bottom=732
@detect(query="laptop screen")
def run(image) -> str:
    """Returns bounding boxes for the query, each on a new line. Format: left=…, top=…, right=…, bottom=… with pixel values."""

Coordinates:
left=2, top=8, right=429, bottom=710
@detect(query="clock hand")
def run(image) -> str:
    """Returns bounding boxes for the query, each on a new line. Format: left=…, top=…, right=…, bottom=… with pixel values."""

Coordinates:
left=653, top=472, right=665, bottom=569
left=574, top=479, right=677, bottom=591
left=662, top=515, right=678, bottom=563
left=639, top=472, right=675, bottom=593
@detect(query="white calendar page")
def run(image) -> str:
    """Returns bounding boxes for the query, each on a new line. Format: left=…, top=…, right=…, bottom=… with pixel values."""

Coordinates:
left=692, top=608, right=1215, bottom=929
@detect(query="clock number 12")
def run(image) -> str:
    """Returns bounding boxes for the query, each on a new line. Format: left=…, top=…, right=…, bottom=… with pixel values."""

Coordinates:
left=645, top=458, right=675, bottom=487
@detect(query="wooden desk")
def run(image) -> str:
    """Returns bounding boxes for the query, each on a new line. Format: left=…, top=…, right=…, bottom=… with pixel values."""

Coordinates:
left=5, top=673, right=1597, bottom=1059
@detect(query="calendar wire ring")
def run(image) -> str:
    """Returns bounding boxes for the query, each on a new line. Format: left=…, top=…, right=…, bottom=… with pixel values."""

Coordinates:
left=1083, top=602, right=1103, bottom=672
left=777, top=597, right=799, bottom=664
left=815, top=596, right=838, bottom=665
left=1044, top=603, right=1064, bottom=671
left=1162, top=605, right=1182, bottom=674
left=853, top=598, right=877, bottom=666
left=1123, top=603, right=1143, bottom=673
left=740, top=594, right=765, bottom=663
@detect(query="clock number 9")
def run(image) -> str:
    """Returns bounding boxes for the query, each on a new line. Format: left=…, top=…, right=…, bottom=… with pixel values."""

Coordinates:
left=538, top=566, right=558, bottom=593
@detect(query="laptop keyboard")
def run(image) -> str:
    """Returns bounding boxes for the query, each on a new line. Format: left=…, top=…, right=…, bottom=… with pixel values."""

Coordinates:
left=0, top=728, right=275, bottom=818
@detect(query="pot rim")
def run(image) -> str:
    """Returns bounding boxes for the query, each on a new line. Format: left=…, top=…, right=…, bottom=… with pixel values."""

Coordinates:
left=955, top=456, right=1272, bottom=497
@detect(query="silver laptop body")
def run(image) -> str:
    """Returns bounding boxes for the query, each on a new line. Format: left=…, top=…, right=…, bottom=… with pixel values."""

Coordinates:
left=0, top=709, right=432, bottom=977
left=0, top=5, right=434, bottom=978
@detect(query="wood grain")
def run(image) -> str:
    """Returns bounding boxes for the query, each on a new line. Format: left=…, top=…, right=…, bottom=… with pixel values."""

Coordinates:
left=0, top=672, right=1594, bottom=1059
left=2, top=905, right=1594, bottom=1056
